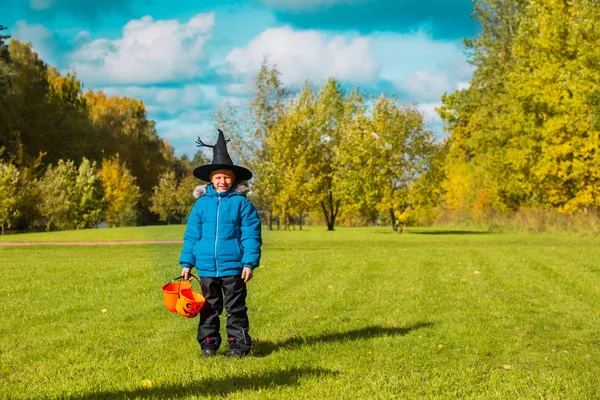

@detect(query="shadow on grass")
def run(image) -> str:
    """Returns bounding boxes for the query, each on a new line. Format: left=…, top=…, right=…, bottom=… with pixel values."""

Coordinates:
left=253, top=322, right=434, bottom=357
left=65, top=367, right=334, bottom=400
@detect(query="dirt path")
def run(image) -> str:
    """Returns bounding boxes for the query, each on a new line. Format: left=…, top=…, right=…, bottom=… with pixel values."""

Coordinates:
left=0, top=240, right=182, bottom=247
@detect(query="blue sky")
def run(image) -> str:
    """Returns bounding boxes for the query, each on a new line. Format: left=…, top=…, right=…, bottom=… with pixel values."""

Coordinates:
left=1, top=0, right=478, bottom=157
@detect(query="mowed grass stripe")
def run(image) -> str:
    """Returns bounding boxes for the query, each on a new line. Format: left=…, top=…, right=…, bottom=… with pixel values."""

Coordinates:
left=0, top=228, right=598, bottom=399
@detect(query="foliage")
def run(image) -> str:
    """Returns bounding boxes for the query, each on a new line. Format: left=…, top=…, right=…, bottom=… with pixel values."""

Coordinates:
left=440, top=0, right=600, bottom=219
left=36, top=158, right=105, bottom=230
left=175, top=173, right=200, bottom=222
left=0, top=39, right=169, bottom=229
left=0, top=162, right=20, bottom=234
left=149, top=170, right=180, bottom=224
left=37, top=159, right=78, bottom=231
left=84, top=90, right=169, bottom=208
left=99, top=156, right=141, bottom=227
left=74, top=158, right=104, bottom=229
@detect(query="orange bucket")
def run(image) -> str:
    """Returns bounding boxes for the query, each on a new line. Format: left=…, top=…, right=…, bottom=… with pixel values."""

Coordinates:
left=161, top=277, right=192, bottom=313
left=175, top=287, right=205, bottom=318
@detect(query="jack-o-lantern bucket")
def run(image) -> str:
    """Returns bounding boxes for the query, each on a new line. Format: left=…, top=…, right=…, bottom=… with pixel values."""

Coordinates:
left=161, top=276, right=194, bottom=313
left=175, top=287, right=205, bottom=318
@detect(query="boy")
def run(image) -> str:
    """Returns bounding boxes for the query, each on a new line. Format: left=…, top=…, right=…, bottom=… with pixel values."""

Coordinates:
left=179, top=130, right=262, bottom=358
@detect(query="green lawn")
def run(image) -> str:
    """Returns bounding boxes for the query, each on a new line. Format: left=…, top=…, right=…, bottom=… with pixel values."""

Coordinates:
left=0, top=225, right=185, bottom=242
left=1, top=227, right=598, bottom=399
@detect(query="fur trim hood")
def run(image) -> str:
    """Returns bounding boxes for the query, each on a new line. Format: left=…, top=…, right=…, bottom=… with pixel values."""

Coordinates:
left=193, top=183, right=251, bottom=199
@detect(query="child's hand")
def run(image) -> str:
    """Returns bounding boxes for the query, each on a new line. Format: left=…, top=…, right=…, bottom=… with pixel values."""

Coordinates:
left=241, top=267, right=253, bottom=283
left=181, top=267, right=192, bottom=280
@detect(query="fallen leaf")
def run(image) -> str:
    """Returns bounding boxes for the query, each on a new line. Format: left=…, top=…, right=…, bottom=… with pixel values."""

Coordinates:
left=503, top=364, right=512, bottom=370
left=438, top=344, right=443, bottom=349
left=101, top=309, right=107, bottom=313
left=140, top=380, right=152, bottom=388
left=474, top=271, right=481, bottom=275
left=313, top=315, right=319, bottom=319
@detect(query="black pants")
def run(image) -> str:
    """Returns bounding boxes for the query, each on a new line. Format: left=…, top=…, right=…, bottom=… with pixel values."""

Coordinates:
left=198, top=275, right=251, bottom=352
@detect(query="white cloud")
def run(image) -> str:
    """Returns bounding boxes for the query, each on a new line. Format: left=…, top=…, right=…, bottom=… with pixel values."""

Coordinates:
left=417, top=102, right=442, bottom=123
left=457, top=81, right=470, bottom=90
left=11, top=20, right=56, bottom=63
left=226, top=26, right=378, bottom=86
left=29, top=0, right=56, bottom=11
left=398, top=70, right=451, bottom=102
left=99, top=84, right=210, bottom=116
left=70, top=13, right=214, bottom=85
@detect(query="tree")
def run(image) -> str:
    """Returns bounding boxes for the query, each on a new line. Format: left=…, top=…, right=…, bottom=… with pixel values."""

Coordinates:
left=149, top=170, right=179, bottom=224
left=175, top=174, right=199, bottom=223
left=85, top=90, right=168, bottom=216
left=74, top=158, right=104, bottom=228
left=38, top=160, right=78, bottom=231
left=268, top=82, right=320, bottom=230
left=312, top=78, right=358, bottom=230
left=99, top=156, right=141, bottom=227
left=247, top=61, right=289, bottom=230
left=0, top=162, right=20, bottom=234
left=439, top=0, right=600, bottom=218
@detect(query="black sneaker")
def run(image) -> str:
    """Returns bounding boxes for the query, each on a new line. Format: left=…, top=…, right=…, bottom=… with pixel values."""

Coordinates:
left=226, top=338, right=250, bottom=358
left=226, top=348, right=249, bottom=358
left=201, top=348, right=217, bottom=358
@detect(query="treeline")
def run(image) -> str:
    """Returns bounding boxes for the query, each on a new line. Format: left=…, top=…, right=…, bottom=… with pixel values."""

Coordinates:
left=439, top=0, right=600, bottom=219
left=3, top=0, right=600, bottom=234
left=214, top=66, right=443, bottom=231
left=0, top=29, right=206, bottom=233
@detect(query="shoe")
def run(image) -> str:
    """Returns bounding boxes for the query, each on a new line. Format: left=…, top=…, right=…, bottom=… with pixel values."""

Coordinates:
left=226, top=338, right=250, bottom=358
left=226, top=348, right=249, bottom=358
left=201, top=348, right=217, bottom=358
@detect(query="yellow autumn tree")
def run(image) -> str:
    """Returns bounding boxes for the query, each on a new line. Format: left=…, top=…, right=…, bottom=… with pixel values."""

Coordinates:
left=99, top=155, right=140, bottom=227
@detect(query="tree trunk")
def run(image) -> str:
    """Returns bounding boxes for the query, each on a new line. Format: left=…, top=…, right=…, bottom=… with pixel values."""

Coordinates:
left=389, top=209, right=398, bottom=232
left=321, top=191, right=339, bottom=231
left=283, top=213, right=289, bottom=231
left=267, top=209, right=273, bottom=231
left=299, top=212, right=303, bottom=230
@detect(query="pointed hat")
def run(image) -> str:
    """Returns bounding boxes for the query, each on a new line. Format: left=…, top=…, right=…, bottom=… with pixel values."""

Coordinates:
left=193, top=129, right=253, bottom=182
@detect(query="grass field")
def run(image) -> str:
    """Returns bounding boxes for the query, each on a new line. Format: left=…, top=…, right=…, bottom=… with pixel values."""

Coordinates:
left=1, top=227, right=599, bottom=399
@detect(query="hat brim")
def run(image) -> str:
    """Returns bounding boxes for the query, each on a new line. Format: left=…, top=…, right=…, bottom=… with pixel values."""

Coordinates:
left=193, top=164, right=253, bottom=182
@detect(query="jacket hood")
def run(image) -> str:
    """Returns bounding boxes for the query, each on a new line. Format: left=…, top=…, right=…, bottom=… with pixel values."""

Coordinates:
left=193, top=182, right=251, bottom=199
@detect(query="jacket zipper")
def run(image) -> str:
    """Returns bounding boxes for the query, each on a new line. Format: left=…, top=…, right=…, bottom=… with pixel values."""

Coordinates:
left=215, top=196, right=222, bottom=277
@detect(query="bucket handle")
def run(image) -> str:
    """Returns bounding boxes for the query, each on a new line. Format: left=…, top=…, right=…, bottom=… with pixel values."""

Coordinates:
left=169, top=274, right=200, bottom=284
left=168, top=274, right=200, bottom=299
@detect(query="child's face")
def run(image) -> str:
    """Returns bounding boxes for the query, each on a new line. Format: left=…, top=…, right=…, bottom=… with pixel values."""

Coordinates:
left=210, top=169, right=236, bottom=192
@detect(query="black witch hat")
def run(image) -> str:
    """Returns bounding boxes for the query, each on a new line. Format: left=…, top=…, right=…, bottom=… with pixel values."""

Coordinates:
left=193, top=129, right=253, bottom=182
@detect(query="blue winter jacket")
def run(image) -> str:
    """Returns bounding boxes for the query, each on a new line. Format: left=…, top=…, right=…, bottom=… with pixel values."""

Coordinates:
left=179, top=183, right=262, bottom=277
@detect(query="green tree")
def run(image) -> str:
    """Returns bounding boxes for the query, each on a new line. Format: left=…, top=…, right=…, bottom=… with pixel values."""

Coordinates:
left=38, top=159, right=78, bottom=231
left=268, top=82, right=320, bottom=229
left=0, top=162, right=20, bottom=234
left=175, top=174, right=199, bottom=223
left=74, top=158, right=104, bottom=228
left=149, top=170, right=179, bottom=224
left=312, top=78, right=359, bottom=230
